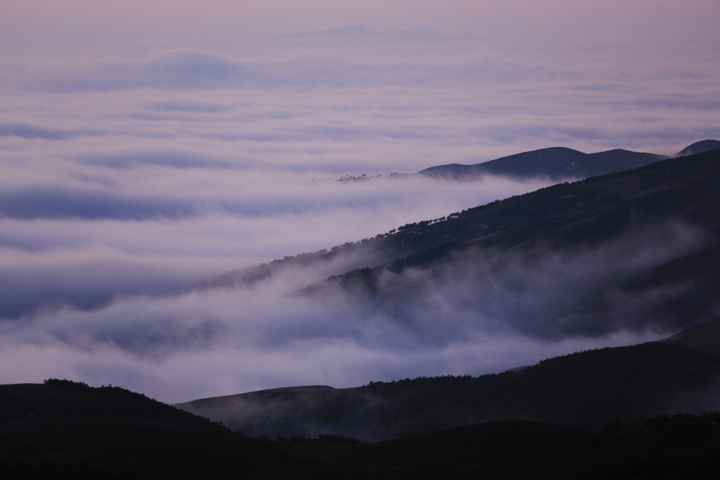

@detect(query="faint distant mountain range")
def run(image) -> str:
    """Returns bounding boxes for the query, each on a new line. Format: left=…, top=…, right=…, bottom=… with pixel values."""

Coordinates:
left=274, top=25, right=482, bottom=42
left=417, top=140, right=720, bottom=181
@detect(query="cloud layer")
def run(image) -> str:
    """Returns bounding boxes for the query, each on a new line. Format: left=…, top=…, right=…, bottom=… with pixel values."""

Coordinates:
left=0, top=222, right=693, bottom=404
left=1, top=15, right=719, bottom=402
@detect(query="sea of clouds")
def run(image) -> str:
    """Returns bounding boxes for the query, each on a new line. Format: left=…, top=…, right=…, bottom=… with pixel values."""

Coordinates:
left=1, top=29, right=719, bottom=402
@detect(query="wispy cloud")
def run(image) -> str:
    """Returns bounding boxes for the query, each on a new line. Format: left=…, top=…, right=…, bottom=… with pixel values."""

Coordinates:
left=0, top=222, right=693, bottom=402
left=0, top=122, right=75, bottom=140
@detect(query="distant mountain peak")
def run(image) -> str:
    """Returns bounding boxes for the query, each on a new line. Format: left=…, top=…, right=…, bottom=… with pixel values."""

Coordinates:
left=417, top=146, right=666, bottom=181
left=675, top=139, right=720, bottom=157
left=416, top=141, right=720, bottom=182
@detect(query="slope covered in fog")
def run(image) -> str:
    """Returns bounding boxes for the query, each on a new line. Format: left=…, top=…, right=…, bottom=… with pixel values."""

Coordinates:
left=2, top=0, right=720, bottom=408
left=215, top=148, right=720, bottom=341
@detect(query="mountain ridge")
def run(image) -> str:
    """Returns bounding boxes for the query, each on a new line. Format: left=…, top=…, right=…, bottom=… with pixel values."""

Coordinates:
left=416, top=139, right=720, bottom=181
left=176, top=340, right=720, bottom=442
left=676, top=139, right=720, bottom=157
left=418, top=146, right=666, bottom=181
left=182, top=148, right=720, bottom=443
left=208, top=140, right=720, bottom=292
left=4, top=376, right=720, bottom=478
left=0, top=380, right=350, bottom=479
left=347, top=140, right=718, bottom=183
left=306, top=148, right=720, bottom=338
left=214, top=147, right=720, bottom=324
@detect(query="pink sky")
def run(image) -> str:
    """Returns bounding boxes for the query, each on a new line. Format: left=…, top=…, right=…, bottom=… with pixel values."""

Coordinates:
left=2, top=0, right=719, bottom=52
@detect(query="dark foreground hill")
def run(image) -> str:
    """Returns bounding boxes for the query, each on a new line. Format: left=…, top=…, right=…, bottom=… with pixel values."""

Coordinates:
left=662, top=316, right=720, bottom=355
left=4, top=380, right=720, bottom=479
left=0, top=379, right=226, bottom=430
left=177, top=341, right=720, bottom=442
left=5, top=357, right=720, bottom=479
left=279, top=413, right=720, bottom=479
left=0, top=380, right=354, bottom=480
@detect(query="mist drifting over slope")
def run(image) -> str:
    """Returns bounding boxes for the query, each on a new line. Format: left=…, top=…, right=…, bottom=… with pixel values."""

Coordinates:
left=1, top=0, right=719, bottom=402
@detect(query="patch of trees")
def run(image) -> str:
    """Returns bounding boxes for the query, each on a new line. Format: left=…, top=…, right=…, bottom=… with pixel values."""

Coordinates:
left=43, top=378, right=91, bottom=391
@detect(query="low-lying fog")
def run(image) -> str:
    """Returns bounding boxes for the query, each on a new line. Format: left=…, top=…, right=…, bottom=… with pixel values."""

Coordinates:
left=1, top=17, right=718, bottom=402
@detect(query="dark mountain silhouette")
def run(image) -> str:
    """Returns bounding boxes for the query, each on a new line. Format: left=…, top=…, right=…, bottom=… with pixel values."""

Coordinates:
left=279, top=413, right=720, bottom=479
left=177, top=341, right=720, bottom=442
left=662, top=316, right=720, bottom=355
left=5, top=379, right=720, bottom=478
left=675, top=139, right=720, bottom=157
left=0, top=379, right=225, bottom=430
left=0, top=380, right=356, bottom=479
left=342, top=140, right=717, bottom=183
left=416, top=140, right=720, bottom=181
left=329, top=150, right=720, bottom=318
left=417, top=146, right=666, bottom=181
left=208, top=141, right=720, bottom=293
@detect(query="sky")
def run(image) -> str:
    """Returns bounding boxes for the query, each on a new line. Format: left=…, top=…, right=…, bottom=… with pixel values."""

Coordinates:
left=0, top=0, right=719, bottom=403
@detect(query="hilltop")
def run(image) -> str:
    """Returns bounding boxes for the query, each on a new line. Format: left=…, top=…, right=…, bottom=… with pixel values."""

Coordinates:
left=177, top=341, right=720, bottom=442
left=417, top=140, right=719, bottom=181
